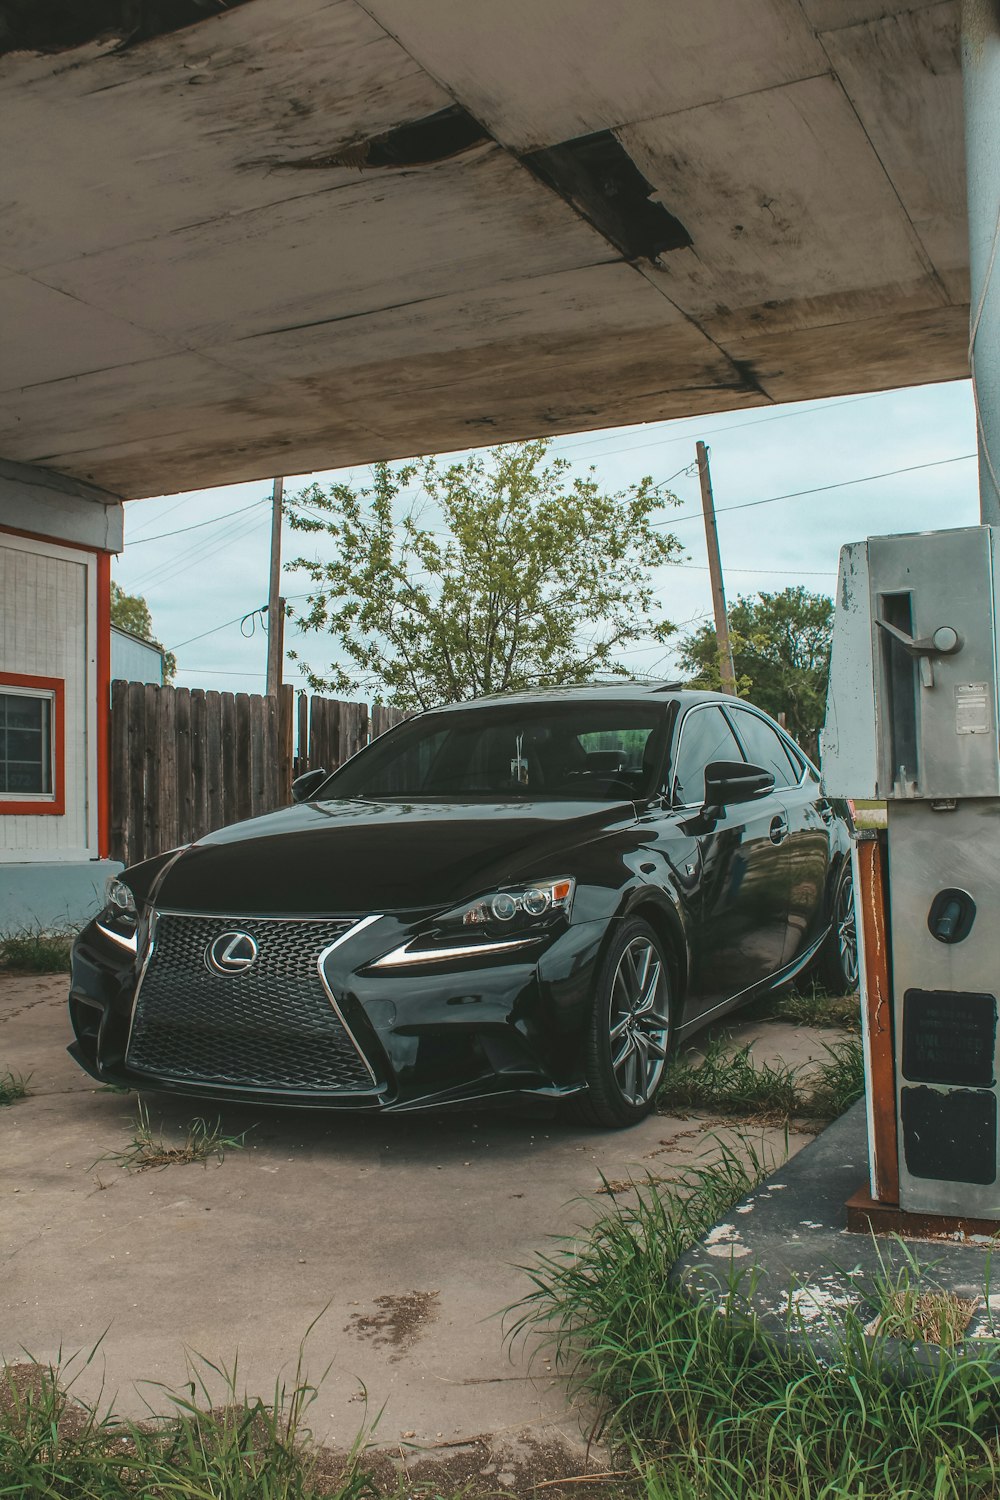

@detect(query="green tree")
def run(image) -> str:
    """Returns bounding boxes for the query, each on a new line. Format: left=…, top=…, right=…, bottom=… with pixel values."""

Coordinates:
left=286, top=441, right=682, bottom=709
left=677, top=586, right=834, bottom=753
left=110, top=580, right=177, bottom=682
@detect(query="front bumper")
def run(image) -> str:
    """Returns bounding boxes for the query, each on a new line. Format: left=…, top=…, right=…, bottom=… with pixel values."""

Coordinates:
left=68, top=907, right=609, bottom=1111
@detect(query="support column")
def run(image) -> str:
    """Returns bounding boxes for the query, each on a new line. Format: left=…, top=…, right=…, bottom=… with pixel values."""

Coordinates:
left=962, top=0, right=1000, bottom=524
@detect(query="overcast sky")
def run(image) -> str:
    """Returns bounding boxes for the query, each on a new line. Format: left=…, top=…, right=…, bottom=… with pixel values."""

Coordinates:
left=113, top=377, right=979, bottom=695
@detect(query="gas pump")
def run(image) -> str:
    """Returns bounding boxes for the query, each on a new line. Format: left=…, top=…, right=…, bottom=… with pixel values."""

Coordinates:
left=822, top=524, right=1000, bottom=1219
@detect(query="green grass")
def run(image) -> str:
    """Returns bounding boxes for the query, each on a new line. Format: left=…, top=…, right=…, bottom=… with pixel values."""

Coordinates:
left=867, top=1239, right=979, bottom=1349
left=806, top=1038, right=866, bottom=1120
left=0, top=1345, right=380, bottom=1499
left=745, top=983, right=861, bottom=1032
left=0, top=927, right=73, bottom=975
left=510, top=1143, right=1000, bottom=1500
left=94, top=1101, right=249, bottom=1172
left=657, top=1037, right=800, bottom=1124
left=656, top=1034, right=864, bottom=1126
left=0, top=1069, right=29, bottom=1106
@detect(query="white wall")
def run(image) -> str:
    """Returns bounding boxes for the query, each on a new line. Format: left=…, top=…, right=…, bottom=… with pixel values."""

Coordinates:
left=111, top=628, right=163, bottom=686
left=0, top=531, right=98, bottom=862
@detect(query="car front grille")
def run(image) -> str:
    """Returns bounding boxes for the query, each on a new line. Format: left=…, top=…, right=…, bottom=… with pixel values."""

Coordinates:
left=126, top=913, right=380, bottom=1094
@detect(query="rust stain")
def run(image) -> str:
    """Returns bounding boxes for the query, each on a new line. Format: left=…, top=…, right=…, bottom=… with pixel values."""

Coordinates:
left=856, top=832, right=899, bottom=1205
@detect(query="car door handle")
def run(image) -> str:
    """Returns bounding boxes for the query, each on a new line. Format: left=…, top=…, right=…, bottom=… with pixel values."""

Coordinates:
left=769, top=815, right=789, bottom=845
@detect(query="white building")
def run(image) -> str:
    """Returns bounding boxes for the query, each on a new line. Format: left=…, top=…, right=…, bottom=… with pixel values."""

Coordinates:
left=0, top=465, right=123, bottom=933
left=111, top=625, right=164, bottom=687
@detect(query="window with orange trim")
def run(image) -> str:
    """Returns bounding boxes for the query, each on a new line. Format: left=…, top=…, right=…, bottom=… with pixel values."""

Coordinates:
left=0, top=672, right=65, bottom=816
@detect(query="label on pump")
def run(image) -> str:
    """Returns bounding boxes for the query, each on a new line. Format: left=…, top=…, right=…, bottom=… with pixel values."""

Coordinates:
left=955, top=682, right=991, bottom=735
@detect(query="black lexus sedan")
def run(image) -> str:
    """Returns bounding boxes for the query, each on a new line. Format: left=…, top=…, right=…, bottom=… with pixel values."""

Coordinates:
left=69, top=685, right=855, bottom=1128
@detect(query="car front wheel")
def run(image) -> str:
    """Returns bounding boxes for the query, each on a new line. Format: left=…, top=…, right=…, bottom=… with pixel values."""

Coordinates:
left=573, top=917, right=673, bottom=1128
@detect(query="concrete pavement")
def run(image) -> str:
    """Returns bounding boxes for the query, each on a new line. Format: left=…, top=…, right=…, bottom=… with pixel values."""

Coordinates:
left=1, top=973, right=820, bottom=1463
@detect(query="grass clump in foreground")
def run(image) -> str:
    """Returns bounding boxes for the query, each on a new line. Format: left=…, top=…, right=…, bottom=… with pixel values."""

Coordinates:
left=510, top=1141, right=1000, bottom=1500
left=0, top=927, right=73, bottom=974
left=95, top=1100, right=248, bottom=1172
left=0, top=1345, right=379, bottom=1499
left=656, top=1034, right=864, bottom=1125
left=0, top=1068, right=29, bottom=1106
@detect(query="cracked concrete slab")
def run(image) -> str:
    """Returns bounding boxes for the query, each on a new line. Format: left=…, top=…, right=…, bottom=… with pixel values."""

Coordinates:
left=1, top=972, right=820, bottom=1456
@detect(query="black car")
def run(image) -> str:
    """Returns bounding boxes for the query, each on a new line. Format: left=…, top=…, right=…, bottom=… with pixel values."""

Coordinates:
left=69, top=685, right=855, bottom=1128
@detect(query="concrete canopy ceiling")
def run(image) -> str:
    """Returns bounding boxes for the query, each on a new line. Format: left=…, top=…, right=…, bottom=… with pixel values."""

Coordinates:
left=0, top=0, right=968, bottom=501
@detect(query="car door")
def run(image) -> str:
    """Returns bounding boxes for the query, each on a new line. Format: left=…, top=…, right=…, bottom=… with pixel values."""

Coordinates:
left=669, top=703, right=791, bottom=1023
left=728, top=707, right=832, bottom=969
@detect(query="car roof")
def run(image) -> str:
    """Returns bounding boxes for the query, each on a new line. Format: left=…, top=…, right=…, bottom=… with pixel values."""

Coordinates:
left=422, top=683, right=740, bottom=713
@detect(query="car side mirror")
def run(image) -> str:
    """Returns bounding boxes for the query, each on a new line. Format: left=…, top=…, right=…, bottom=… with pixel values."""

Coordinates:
left=703, top=760, right=775, bottom=810
left=291, top=767, right=328, bottom=803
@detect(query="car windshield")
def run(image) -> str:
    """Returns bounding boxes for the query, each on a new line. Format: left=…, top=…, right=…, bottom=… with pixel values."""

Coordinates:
left=322, top=701, right=670, bottom=802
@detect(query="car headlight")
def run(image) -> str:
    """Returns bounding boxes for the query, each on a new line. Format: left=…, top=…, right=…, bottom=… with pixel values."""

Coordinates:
left=447, top=877, right=576, bottom=930
left=105, top=876, right=137, bottom=917
left=96, top=876, right=140, bottom=955
left=370, top=878, right=575, bottom=970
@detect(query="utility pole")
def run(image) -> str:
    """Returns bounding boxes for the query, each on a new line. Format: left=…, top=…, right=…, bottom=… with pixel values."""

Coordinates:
left=695, top=440, right=737, bottom=695
left=266, top=476, right=285, bottom=698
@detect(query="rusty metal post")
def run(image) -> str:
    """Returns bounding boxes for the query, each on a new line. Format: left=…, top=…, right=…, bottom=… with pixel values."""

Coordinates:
left=853, top=830, right=898, bottom=1206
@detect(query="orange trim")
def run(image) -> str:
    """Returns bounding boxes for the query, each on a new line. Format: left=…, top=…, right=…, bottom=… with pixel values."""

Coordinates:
left=856, top=832, right=898, bottom=1206
left=0, top=672, right=66, bottom=816
left=0, top=521, right=112, bottom=557
left=96, top=552, right=111, bottom=856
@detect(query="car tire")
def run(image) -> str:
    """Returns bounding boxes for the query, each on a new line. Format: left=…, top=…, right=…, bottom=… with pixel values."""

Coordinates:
left=811, top=863, right=859, bottom=996
left=570, top=917, right=674, bottom=1129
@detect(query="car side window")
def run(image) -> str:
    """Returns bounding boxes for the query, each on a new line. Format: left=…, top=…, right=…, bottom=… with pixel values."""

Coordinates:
left=671, top=707, right=744, bottom=806
left=728, top=709, right=799, bottom=789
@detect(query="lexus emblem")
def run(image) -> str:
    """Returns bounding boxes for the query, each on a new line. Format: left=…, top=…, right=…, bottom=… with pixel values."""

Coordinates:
left=205, top=931, right=258, bottom=975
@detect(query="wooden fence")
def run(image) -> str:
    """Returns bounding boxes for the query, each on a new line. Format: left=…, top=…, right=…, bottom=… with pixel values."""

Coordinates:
left=110, top=682, right=407, bottom=866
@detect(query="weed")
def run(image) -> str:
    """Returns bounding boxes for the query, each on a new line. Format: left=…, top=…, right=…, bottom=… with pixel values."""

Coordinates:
left=866, top=1237, right=979, bottom=1348
left=95, top=1100, right=248, bottom=1172
left=656, top=1034, right=865, bottom=1126
left=0, top=926, right=73, bottom=974
left=656, top=1037, right=800, bottom=1124
left=0, top=1068, right=29, bottom=1105
left=805, top=1037, right=865, bottom=1119
left=0, top=1340, right=380, bottom=1499
left=746, top=983, right=861, bottom=1032
left=512, top=1139, right=1000, bottom=1500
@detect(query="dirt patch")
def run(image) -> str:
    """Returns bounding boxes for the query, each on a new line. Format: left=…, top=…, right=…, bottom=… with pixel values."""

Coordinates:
left=344, top=1291, right=439, bottom=1361
left=314, top=1431, right=625, bottom=1500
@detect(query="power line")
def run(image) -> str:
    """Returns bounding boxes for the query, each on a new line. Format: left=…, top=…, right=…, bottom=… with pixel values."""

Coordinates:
left=125, top=497, right=269, bottom=545
left=655, top=453, right=977, bottom=529
left=130, top=511, right=271, bottom=593
left=169, top=455, right=961, bottom=655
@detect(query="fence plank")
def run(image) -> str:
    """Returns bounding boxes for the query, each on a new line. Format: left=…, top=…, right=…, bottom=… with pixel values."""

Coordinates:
left=248, top=694, right=264, bottom=819
left=175, top=686, right=192, bottom=847
left=110, top=680, right=129, bottom=864
left=235, top=694, right=252, bottom=825
left=126, top=682, right=145, bottom=866
left=159, top=685, right=178, bottom=853
left=278, top=685, right=294, bottom=803
left=191, top=690, right=208, bottom=842
left=141, top=684, right=160, bottom=867
left=205, top=691, right=223, bottom=834
left=221, top=692, right=238, bottom=829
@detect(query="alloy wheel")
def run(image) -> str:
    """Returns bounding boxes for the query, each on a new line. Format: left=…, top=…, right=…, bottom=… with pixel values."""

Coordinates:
left=837, top=874, right=859, bottom=991
left=608, top=936, right=671, bottom=1107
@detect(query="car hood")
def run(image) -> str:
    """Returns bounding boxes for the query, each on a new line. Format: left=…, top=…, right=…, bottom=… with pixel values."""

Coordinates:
left=151, top=797, right=637, bottom=915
